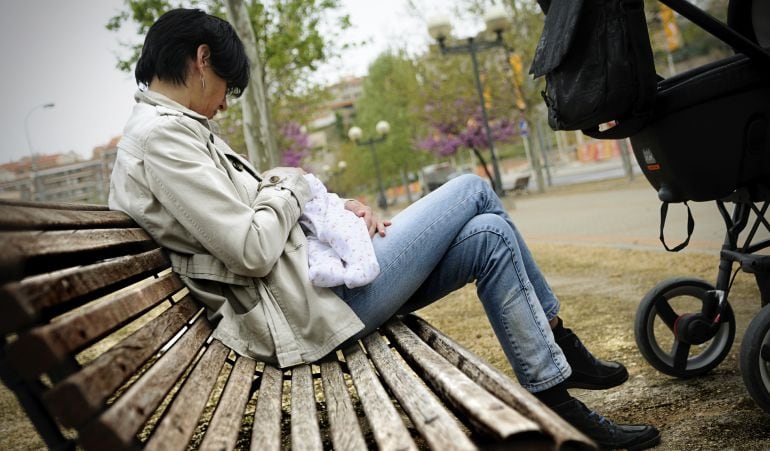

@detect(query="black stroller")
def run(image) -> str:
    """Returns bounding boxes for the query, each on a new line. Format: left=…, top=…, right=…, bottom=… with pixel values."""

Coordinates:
left=626, top=0, right=770, bottom=414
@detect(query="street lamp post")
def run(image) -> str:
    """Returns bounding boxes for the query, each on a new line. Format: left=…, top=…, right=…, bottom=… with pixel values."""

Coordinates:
left=348, top=121, right=390, bottom=211
left=428, top=6, right=509, bottom=196
left=24, top=102, right=55, bottom=200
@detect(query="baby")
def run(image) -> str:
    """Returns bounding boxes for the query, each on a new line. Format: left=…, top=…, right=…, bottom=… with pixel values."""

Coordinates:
left=299, top=173, right=380, bottom=288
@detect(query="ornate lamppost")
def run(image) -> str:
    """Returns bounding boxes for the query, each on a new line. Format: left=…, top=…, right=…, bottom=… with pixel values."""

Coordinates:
left=348, top=121, right=390, bottom=210
left=24, top=102, right=55, bottom=200
left=428, top=6, right=509, bottom=195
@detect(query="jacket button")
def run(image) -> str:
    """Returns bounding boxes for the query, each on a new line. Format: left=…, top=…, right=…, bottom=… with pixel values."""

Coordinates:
left=269, top=175, right=281, bottom=184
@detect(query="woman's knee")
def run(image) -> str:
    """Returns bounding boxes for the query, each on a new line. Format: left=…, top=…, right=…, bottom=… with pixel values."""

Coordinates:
left=459, top=214, right=515, bottom=248
left=468, top=212, right=509, bottom=230
left=451, top=173, right=492, bottom=192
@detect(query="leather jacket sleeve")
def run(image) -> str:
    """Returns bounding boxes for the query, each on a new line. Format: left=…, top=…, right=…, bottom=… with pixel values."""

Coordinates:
left=143, top=115, right=310, bottom=278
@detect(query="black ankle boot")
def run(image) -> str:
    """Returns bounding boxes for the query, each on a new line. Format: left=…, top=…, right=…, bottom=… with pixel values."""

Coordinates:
left=552, top=397, right=661, bottom=450
left=553, top=319, right=629, bottom=390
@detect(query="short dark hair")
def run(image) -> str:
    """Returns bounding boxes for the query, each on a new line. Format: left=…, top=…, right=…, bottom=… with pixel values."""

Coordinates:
left=135, top=8, right=250, bottom=97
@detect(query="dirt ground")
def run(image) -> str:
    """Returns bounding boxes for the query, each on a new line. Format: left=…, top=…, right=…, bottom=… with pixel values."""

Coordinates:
left=418, top=240, right=770, bottom=451
left=2, top=178, right=769, bottom=450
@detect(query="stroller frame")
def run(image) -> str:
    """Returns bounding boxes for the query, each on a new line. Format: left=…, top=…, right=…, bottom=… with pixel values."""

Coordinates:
left=631, top=0, right=770, bottom=414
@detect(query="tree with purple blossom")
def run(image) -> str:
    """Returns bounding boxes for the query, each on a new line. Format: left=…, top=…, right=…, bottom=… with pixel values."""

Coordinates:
left=416, top=97, right=520, bottom=183
left=278, top=122, right=311, bottom=168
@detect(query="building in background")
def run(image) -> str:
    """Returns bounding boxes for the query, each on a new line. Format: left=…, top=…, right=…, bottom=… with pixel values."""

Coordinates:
left=307, top=76, right=364, bottom=152
left=0, top=137, right=120, bottom=204
left=1, top=79, right=365, bottom=204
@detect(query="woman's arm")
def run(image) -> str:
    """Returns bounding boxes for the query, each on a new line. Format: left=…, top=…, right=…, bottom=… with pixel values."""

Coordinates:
left=143, top=117, right=310, bottom=277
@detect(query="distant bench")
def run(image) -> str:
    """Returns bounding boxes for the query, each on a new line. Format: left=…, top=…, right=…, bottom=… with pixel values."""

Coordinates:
left=511, top=173, right=531, bottom=195
left=0, top=200, right=594, bottom=450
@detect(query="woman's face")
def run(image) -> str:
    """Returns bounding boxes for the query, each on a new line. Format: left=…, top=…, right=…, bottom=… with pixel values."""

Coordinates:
left=193, top=67, right=228, bottom=119
left=188, top=45, right=229, bottom=119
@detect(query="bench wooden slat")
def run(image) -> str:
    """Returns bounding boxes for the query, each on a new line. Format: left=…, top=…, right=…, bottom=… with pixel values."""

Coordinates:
left=44, top=296, right=202, bottom=428
left=344, top=344, right=417, bottom=451
left=291, top=364, right=322, bottom=451
left=383, top=319, right=542, bottom=441
left=0, top=228, right=156, bottom=282
left=362, top=332, right=477, bottom=451
left=0, top=228, right=154, bottom=257
left=319, top=358, right=366, bottom=451
left=199, top=355, right=256, bottom=451
left=249, top=364, right=283, bottom=451
left=79, top=317, right=213, bottom=450
left=0, top=200, right=111, bottom=212
left=0, top=248, right=170, bottom=334
left=8, top=272, right=183, bottom=379
left=145, top=340, right=230, bottom=451
left=404, top=315, right=595, bottom=449
left=0, top=204, right=135, bottom=231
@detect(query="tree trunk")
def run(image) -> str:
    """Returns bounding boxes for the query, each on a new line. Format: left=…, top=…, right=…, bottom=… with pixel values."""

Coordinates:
left=223, top=0, right=279, bottom=170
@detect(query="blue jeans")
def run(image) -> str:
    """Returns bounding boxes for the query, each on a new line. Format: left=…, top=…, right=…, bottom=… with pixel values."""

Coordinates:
left=332, top=174, right=571, bottom=392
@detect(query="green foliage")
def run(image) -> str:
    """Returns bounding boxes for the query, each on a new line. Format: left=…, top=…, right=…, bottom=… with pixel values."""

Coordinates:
left=107, top=0, right=350, bottom=100
left=351, top=52, right=430, bottom=191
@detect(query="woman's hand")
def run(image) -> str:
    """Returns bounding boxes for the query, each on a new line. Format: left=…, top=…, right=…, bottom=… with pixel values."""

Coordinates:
left=345, top=199, right=391, bottom=237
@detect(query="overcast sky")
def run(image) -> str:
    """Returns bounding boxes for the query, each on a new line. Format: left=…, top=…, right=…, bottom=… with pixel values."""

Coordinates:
left=0, top=0, right=484, bottom=164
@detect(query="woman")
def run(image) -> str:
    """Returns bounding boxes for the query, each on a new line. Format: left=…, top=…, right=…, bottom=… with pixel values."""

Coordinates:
left=109, top=8, right=660, bottom=450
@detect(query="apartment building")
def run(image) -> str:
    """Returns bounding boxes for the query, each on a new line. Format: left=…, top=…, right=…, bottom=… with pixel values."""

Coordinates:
left=0, top=137, right=119, bottom=204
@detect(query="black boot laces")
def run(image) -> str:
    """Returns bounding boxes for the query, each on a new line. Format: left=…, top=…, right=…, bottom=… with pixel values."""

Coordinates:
left=570, top=333, right=599, bottom=366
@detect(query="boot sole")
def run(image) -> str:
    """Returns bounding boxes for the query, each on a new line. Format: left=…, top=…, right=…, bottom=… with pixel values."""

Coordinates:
left=621, top=430, right=661, bottom=451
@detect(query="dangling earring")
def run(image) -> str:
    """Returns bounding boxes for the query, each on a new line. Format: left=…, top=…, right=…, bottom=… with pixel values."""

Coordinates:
left=200, top=75, right=206, bottom=90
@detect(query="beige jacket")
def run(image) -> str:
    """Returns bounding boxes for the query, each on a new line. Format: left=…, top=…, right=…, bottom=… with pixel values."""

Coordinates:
left=109, top=90, right=364, bottom=367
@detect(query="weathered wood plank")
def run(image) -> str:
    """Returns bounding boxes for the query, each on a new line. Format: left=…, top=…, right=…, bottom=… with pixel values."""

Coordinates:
left=403, top=315, right=596, bottom=450
left=383, top=319, right=542, bottom=441
left=44, top=296, right=202, bottom=428
left=7, top=272, right=183, bottom=379
left=0, top=248, right=170, bottom=333
left=319, top=358, right=366, bottom=451
left=199, top=355, right=256, bottom=451
left=78, top=317, right=213, bottom=450
left=0, top=199, right=110, bottom=211
left=145, top=340, right=230, bottom=451
left=250, top=364, right=283, bottom=451
left=362, top=332, right=477, bottom=451
left=344, top=344, right=417, bottom=451
left=0, top=203, right=134, bottom=231
left=290, top=364, right=322, bottom=451
left=0, top=228, right=155, bottom=282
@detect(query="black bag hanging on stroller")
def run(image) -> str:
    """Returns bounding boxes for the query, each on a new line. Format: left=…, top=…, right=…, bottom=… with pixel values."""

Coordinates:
left=530, top=0, right=658, bottom=139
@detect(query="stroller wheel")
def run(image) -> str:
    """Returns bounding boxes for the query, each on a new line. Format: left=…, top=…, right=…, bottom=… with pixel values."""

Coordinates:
left=739, top=304, right=770, bottom=413
left=635, top=277, right=735, bottom=378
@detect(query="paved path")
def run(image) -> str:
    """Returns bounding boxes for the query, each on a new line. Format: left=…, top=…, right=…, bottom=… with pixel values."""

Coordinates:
left=507, top=178, right=757, bottom=255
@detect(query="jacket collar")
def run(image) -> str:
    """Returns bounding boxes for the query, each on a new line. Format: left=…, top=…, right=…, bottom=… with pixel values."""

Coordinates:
left=134, top=89, right=259, bottom=176
left=134, top=89, right=211, bottom=128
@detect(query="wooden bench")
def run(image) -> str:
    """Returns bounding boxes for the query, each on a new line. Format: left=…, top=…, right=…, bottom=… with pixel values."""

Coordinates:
left=511, top=174, right=531, bottom=195
left=0, top=200, right=595, bottom=451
